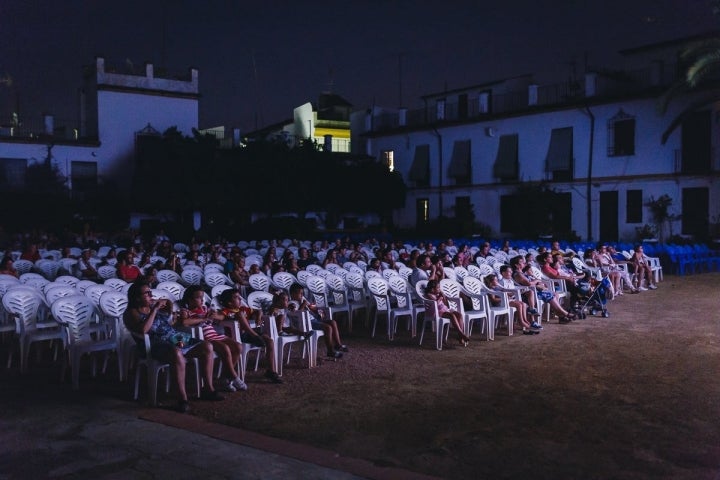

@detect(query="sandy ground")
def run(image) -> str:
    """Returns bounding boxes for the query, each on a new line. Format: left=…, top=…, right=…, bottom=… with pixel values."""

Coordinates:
left=188, top=272, right=720, bottom=480
left=1, top=273, right=717, bottom=479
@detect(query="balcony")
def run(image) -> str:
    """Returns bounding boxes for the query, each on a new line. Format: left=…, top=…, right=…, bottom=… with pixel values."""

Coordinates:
left=0, top=115, right=89, bottom=143
left=368, top=63, right=680, bottom=133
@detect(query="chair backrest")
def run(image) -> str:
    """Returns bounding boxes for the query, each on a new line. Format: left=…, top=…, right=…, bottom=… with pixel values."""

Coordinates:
left=387, top=275, right=413, bottom=309
left=204, top=263, right=224, bottom=275
left=98, top=290, right=129, bottom=319
left=75, top=280, right=98, bottom=294
left=204, top=271, right=230, bottom=288
left=306, top=275, right=327, bottom=295
left=51, top=294, right=97, bottom=344
left=439, top=279, right=464, bottom=313
left=56, top=275, right=79, bottom=287
left=3, top=286, right=43, bottom=331
left=248, top=273, right=270, bottom=292
left=272, top=271, right=296, bottom=293
left=462, top=276, right=487, bottom=310
left=19, top=272, right=46, bottom=284
left=306, top=264, right=323, bottom=275
left=13, top=259, right=34, bottom=275
left=104, top=277, right=127, bottom=291
left=157, top=269, right=181, bottom=283
left=454, top=266, right=469, bottom=282
left=382, top=269, right=399, bottom=280
left=325, top=273, right=349, bottom=306
left=246, top=291, right=274, bottom=311
left=97, top=265, right=118, bottom=280
left=156, top=281, right=186, bottom=302
left=23, top=277, right=50, bottom=291
left=59, top=258, right=78, bottom=275
left=296, top=270, right=311, bottom=287
left=443, top=267, right=457, bottom=281
left=415, top=280, right=429, bottom=300
left=397, top=267, right=413, bottom=281
left=364, top=270, right=382, bottom=281
left=211, top=284, right=233, bottom=299
left=367, top=277, right=390, bottom=312
left=181, top=269, right=203, bottom=286
left=45, top=285, right=79, bottom=306
left=35, top=259, right=60, bottom=280
left=84, top=284, right=114, bottom=308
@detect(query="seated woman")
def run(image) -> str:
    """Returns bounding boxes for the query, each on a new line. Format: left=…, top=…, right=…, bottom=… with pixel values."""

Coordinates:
left=116, top=250, right=142, bottom=282
left=288, top=283, right=346, bottom=359
left=484, top=272, right=538, bottom=335
left=591, top=245, right=624, bottom=295
left=632, top=245, right=658, bottom=291
left=423, top=279, right=471, bottom=346
left=539, top=252, right=587, bottom=302
left=216, top=288, right=282, bottom=384
left=599, top=246, right=638, bottom=294
left=512, top=256, right=575, bottom=324
left=178, top=285, right=248, bottom=392
left=123, top=281, right=223, bottom=413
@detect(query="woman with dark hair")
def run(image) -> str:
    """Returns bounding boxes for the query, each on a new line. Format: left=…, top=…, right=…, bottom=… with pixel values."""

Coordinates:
left=123, top=281, right=224, bottom=413
left=116, top=250, right=142, bottom=282
left=0, top=256, right=18, bottom=277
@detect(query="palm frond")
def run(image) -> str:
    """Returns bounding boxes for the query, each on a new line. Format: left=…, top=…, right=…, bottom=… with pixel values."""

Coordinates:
left=686, top=51, right=720, bottom=87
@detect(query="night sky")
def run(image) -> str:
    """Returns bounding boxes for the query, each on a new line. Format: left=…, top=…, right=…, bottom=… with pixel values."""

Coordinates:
left=0, top=0, right=716, bottom=133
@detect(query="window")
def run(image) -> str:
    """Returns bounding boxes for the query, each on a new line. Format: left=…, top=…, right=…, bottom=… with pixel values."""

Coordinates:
left=409, top=144, right=430, bottom=187
left=448, top=140, right=471, bottom=185
left=493, top=134, right=518, bottom=182
left=626, top=190, right=642, bottom=223
left=416, top=198, right=429, bottom=226
left=608, top=110, right=635, bottom=156
left=0, top=158, right=28, bottom=190
left=545, top=127, right=573, bottom=181
left=381, top=150, right=394, bottom=172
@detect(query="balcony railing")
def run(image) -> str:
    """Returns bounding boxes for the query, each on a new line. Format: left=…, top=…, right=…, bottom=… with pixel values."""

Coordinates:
left=369, top=62, right=681, bottom=133
left=0, top=115, right=85, bottom=142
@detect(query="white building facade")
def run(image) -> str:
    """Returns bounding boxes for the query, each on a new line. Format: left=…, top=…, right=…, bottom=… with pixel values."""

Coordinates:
left=0, top=57, right=199, bottom=197
left=356, top=36, right=720, bottom=242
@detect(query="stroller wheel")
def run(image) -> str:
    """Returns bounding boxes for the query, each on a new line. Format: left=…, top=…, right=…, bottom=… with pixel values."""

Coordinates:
left=602, top=311, right=609, bottom=318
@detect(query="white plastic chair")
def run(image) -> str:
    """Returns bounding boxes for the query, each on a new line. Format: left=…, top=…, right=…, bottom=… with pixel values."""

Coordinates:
left=56, top=275, right=80, bottom=287
left=3, top=285, right=65, bottom=372
left=98, top=291, right=130, bottom=381
left=248, top=273, right=270, bottom=292
left=272, top=271, right=296, bottom=295
left=387, top=275, right=423, bottom=338
left=51, top=295, right=117, bottom=389
left=104, top=278, right=128, bottom=292
left=463, top=276, right=513, bottom=340
left=414, top=280, right=451, bottom=350
left=97, top=265, right=118, bottom=280
left=156, top=269, right=181, bottom=284
left=204, top=271, right=230, bottom=289
left=180, top=269, right=203, bottom=286
left=367, top=277, right=400, bottom=341
left=440, top=278, right=489, bottom=339
left=13, top=259, right=34, bottom=275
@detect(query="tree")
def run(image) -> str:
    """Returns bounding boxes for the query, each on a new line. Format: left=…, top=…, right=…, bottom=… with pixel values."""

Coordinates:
left=659, top=4, right=720, bottom=143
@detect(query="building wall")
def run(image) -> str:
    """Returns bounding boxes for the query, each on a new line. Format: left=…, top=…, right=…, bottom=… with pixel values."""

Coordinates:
left=368, top=90, right=719, bottom=242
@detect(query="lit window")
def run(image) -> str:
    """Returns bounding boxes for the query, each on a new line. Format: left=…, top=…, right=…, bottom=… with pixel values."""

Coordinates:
left=381, top=150, right=394, bottom=172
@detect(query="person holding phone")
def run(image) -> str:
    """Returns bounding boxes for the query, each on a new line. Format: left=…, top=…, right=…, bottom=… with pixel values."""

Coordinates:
left=124, top=280, right=224, bottom=413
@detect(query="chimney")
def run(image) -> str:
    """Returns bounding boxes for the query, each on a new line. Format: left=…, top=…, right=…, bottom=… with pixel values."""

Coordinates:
left=478, top=92, right=490, bottom=114
left=585, top=72, right=597, bottom=97
left=528, top=84, right=538, bottom=106
left=43, top=114, right=54, bottom=136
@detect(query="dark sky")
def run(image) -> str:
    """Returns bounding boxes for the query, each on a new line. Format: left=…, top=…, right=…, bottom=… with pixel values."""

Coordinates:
left=0, top=0, right=716, bottom=133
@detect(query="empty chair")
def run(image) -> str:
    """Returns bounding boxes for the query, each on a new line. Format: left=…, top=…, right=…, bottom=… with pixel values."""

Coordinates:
left=75, top=280, right=98, bottom=294
left=52, top=295, right=117, bottom=389
left=387, top=275, right=423, bottom=338
left=98, top=290, right=131, bottom=380
left=463, top=276, right=513, bottom=340
left=367, top=277, right=400, bottom=341
left=13, top=259, right=34, bottom=275
left=4, top=285, right=65, bottom=372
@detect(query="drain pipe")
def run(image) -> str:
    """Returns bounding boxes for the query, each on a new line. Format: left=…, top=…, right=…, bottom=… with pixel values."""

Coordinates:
left=432, top=127, right=443, bottom=218
left=584, top=105, right=595, bottom=242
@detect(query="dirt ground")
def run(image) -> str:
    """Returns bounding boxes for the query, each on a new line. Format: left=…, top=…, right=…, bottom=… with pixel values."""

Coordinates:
left=186, top=272, right=720, bottom=480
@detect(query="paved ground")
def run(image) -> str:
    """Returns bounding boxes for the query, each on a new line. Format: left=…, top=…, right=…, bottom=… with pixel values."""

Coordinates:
left=0, top=367, right=437, bottom=480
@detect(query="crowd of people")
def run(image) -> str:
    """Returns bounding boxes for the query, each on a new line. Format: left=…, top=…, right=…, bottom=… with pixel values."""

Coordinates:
left=0, top=229, right=662, bottom=413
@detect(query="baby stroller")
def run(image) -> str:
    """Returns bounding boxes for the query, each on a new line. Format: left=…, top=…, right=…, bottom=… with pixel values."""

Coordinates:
left=568, top=257, right=611, bottom=318
left=576, top=275, right=612, bottom=318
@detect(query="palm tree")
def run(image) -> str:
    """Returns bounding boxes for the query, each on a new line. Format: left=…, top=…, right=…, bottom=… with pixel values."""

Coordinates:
left=659, top=3, right=720, bottom=144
